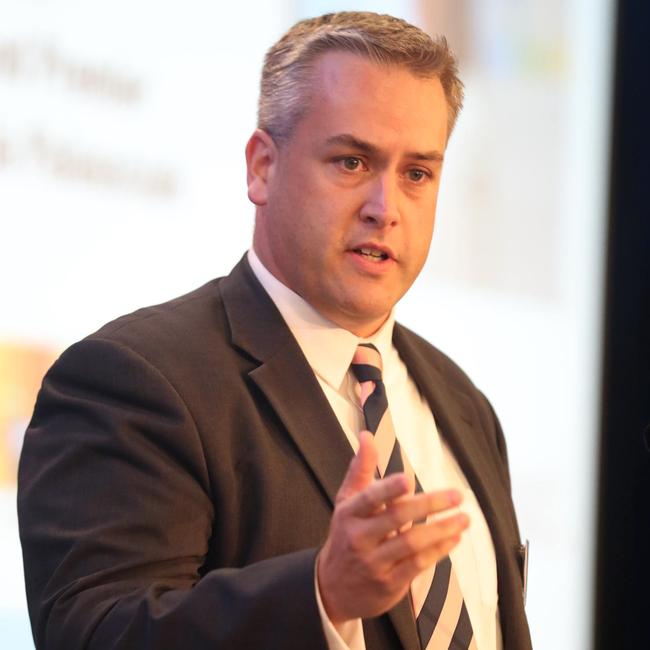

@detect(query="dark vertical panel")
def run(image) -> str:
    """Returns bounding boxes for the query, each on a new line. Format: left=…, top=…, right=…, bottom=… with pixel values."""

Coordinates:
left=595, top=1, right=650, bottom=648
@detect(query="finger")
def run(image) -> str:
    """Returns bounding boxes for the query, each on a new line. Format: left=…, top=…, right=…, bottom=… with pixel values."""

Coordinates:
left=362, top=489, right=463, bottom=541
left=336, top=430, right=378, bottom=503
left=391, top=534, right=462, bottom=585
left=339, top=470, right=411, bottom=518
left=374, top=512, right=470, bottom=568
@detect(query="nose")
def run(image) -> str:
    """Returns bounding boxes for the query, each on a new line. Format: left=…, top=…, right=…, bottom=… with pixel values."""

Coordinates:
left=359, top=173, right=400, bottom=227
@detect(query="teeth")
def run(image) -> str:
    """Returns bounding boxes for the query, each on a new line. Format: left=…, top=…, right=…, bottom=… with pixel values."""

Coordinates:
left=358, top=247, right=387, bottom=260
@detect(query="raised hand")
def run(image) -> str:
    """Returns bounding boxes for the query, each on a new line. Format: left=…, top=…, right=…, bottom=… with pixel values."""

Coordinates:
left=317, top=431, right=469, bottom=624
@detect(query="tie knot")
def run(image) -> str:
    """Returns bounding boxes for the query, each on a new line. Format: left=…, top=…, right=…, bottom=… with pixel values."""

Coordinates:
left=350, top=343, right=383, bottom=383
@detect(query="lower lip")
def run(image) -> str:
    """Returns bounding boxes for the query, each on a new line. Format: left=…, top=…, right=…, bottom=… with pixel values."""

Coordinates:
left=347, top=250, right=396, bottom=275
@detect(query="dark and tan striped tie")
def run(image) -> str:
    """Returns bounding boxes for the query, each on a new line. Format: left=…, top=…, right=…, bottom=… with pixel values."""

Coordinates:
left=350, top=343, right=476, bottom=650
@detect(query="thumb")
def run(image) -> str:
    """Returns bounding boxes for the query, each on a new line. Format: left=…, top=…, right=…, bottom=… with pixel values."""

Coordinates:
left=336, top=430, right=377, bottom=503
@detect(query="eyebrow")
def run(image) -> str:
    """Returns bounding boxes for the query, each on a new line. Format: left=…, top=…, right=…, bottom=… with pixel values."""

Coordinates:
left=324, top=133, right=444, bottom=163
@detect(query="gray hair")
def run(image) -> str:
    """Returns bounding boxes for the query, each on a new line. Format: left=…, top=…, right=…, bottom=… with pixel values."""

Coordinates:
left=257, top=11, right=464, bottom=143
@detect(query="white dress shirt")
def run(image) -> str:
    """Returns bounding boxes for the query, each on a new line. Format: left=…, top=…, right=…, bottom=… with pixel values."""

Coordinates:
left=247, top=249, right=502, bottom=650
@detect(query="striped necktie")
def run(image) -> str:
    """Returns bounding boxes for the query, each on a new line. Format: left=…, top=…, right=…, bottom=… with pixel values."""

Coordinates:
left=350, top=343, right=477, bottom=650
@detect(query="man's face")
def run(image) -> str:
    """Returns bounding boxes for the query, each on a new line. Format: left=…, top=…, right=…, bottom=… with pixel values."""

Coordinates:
left=249, top=51, right=449, bottom=336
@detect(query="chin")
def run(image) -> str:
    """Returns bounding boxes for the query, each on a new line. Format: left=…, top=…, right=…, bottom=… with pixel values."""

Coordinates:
left=339, top=301, right=394, bottom=331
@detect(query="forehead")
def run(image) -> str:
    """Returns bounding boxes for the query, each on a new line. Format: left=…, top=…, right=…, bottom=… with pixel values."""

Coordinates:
left=298, top=51, right=448, bottom=149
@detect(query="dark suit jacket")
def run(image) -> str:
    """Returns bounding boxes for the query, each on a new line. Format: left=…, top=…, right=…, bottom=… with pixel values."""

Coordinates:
left=18, top=256, right=532, bottom=649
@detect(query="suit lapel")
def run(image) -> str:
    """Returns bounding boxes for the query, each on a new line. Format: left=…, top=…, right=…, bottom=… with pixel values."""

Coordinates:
left=249, top=353, right=354, bottom=507
left=220, top=256, right=353, bottom=507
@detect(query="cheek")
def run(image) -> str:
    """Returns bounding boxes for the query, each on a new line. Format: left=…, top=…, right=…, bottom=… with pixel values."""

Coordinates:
left=407, top=215, right=436, bottom=266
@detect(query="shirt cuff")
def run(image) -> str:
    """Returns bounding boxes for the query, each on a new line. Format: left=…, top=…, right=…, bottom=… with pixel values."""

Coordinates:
left=314, top=560, right=365, bottom=650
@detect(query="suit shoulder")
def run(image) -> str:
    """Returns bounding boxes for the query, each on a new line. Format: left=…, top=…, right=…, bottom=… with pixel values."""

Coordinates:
left=43, top=276, right=238, bottom=415
left=86, top=278, right=227, bottom=352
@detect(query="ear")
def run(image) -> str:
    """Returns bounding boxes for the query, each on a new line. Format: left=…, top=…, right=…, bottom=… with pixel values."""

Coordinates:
left=245, top=129, right=278, bottom=206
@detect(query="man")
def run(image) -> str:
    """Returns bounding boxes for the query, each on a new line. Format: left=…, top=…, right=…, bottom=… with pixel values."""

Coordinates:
left=18, top=12, right=531, bottom=650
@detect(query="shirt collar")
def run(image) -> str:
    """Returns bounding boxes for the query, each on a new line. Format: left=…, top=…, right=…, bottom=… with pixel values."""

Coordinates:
left=247, top=248, right=395, bottom=391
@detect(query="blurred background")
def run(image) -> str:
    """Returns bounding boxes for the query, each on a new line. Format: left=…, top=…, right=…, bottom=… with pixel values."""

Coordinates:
left=1, top=0, right=616, bottom=647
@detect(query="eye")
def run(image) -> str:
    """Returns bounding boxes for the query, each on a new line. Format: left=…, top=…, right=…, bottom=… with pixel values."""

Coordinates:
left=406, top=168, right=431, bottom=183
left=337, top=156, right=365, bottom=172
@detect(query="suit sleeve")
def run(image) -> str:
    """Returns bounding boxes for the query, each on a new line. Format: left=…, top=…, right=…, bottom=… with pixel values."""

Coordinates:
left=18, top=337, right=329, bottom=650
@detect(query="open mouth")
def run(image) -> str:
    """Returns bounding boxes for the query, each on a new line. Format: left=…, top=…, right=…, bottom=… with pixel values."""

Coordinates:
left=354, top=247, right=390, bottom=262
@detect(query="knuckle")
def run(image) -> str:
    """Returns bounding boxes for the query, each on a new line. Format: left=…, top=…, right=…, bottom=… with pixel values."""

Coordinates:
left=398, top=530, right=420, bottom=555
left=354, top=490, right=373, bottom=513
left=411, top=552, right=429, bottom=572
left=384, top=505, right=403, bottom=530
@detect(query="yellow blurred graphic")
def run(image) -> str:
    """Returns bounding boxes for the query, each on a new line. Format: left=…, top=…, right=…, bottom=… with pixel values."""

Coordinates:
left=0, top=342, right=58, bottom=486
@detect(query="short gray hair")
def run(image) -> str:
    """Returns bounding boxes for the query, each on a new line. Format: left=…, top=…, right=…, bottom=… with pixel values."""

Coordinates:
left=258, top=11, right=464, bottom=143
